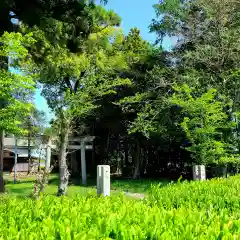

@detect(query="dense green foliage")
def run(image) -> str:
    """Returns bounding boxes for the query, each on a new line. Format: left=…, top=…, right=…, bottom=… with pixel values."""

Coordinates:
left=2, top=176, right=240, bottom=239
left=0, top=32, right=35, bottom=134
left=1, top=0, right=240, bottom=238
left=1, top=0, right=240, bottom=182
left=20, top=3, right=133, bottom=193
left=63, top=0, right=239, bottom=179
left=170, top=84, right=236, bottom=165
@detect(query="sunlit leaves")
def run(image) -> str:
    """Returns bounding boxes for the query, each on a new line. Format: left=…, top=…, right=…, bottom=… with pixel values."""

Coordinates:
left=170, top=84, right=236, bottom=164
left=25, top=6, right=133, bottom=141
left=2, top=176, right=240, bottom=238
left=0, top=32, right=36, bottom=61
left=0, top=32, right=35, bottom=134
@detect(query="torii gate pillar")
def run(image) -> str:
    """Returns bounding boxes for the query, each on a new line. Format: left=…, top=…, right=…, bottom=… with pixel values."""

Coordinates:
left=80, top=136, right=95, bottom=185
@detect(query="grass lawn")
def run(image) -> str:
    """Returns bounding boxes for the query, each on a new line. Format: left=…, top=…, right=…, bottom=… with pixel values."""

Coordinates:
left=4, top=173, right=169, bottom=198
left=4, top=174, right=95, bottom=198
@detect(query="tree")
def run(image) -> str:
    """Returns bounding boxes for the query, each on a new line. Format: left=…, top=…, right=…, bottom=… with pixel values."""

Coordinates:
left=20, top=107, right=46, bottom=172
left=0, top=0, right=108, bottom=192
left=111, top=28, right=175, bottom=178
left=151, top=0, right=240, bottom=107
left=170, top=84, right=236, bottom=165
left=0, top=32, right=36, bottom=191
left=79, top=27, right=171, bottom=179
left=0, top=32, right=36, bottom=129
left=0, top=0, right=108, bottom=34
left=140, top=0, right=240, bottom=172
left=23, top=5, right=131, bottom=195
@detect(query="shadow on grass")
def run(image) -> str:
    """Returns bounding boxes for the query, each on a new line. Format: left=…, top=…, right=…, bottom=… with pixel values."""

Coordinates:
left=48, top=175, right=171, bottom=193
left=48, top=176, right=97, bottom=188
left=5, top=179, right=36, bottom=185
left=109, top=175, right=171, bottom=192
left=5, top=173, right=172, bottom=200
left=6, top=182, right=33, bottom=199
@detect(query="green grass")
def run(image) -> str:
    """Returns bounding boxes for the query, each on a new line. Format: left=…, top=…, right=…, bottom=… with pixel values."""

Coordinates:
left=5, top=174, right=95, bottom=198
left=111, top=178, right=169, bottom=193
left=2, top=176, right=240, bottom=239
left=4, top=174, right=165, bottom=198
left=6, top=181, right=95, bottom=198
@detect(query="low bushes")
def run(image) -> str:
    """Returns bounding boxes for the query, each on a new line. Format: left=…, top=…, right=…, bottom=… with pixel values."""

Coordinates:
left=1, top=176, right=240, bottom=239
left=148, top=176, right=240, bottom=212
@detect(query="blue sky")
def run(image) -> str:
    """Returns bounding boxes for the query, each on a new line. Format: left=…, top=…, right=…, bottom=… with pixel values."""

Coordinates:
left=35, top=0, right=172, bottom=122
left=106, top=0, right=158, bottom=43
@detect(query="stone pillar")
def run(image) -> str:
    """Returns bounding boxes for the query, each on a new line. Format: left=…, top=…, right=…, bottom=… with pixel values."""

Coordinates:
left=81, top=141, right=86, bottom=185
left=193, top=165, right=206, bottom=180
left=45, top=145, right=51, bottom=170
left=97, top=165, right=110, bottom=197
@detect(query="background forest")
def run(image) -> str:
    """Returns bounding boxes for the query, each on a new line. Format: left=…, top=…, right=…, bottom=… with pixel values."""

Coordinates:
left=1, top=0, right=240, bottom=185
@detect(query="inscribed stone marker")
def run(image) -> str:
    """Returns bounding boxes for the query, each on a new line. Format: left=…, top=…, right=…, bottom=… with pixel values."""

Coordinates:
left=193, top=165, right=206, bottom=180
left=97, top=165, right=110, bottom=197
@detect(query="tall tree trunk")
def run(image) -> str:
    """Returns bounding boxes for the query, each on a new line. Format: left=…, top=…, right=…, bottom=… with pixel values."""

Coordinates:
left=0, top=130, right=4, bottom=192
left=124, top=139, right=128, bottom=165
left=141, top=147, right=147, bottom=176
left=91, top=122, right=96, bottom=175
left=133, top=140, right=141, bottom=179
left=57, top=116, right=70, bottom=196
left=105, top=128, right=110, bottom=165
left=121, top=139, right=128, bottom=177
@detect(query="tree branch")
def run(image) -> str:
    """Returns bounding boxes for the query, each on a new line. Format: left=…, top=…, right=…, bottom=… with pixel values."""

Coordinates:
left=64, top=77, right=73, bottom=94
left=73, top=79, right=80, bottom=93
left=73, top=71, right=85, bottom=93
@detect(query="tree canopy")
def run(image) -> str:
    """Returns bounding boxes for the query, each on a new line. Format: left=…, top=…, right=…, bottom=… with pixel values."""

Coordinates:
left=1, top=0, right=240, bottom=190
left=0, top=32, right=35, bottom=134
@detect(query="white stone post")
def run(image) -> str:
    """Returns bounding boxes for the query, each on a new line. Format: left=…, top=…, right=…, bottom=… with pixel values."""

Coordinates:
left=81, top=141, right=87, bottom=185
left=193, top=165, right=206, bottom=180
left=97, top=165, right=110, bottom=197
left=45, top=145, right=51, bottom=170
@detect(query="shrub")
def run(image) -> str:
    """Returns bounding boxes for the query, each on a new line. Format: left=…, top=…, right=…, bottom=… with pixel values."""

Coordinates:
left=1, top=176, right=240, bottom=239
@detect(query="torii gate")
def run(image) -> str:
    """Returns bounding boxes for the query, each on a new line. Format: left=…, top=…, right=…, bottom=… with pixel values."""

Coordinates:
left=4, top=135, right=95, bottom=185
left=46, top=136, right=95, bottom=185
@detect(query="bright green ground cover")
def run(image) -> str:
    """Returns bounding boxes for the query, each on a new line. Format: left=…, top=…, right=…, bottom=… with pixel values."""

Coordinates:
left=1, top=176, right=240, bottom=239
